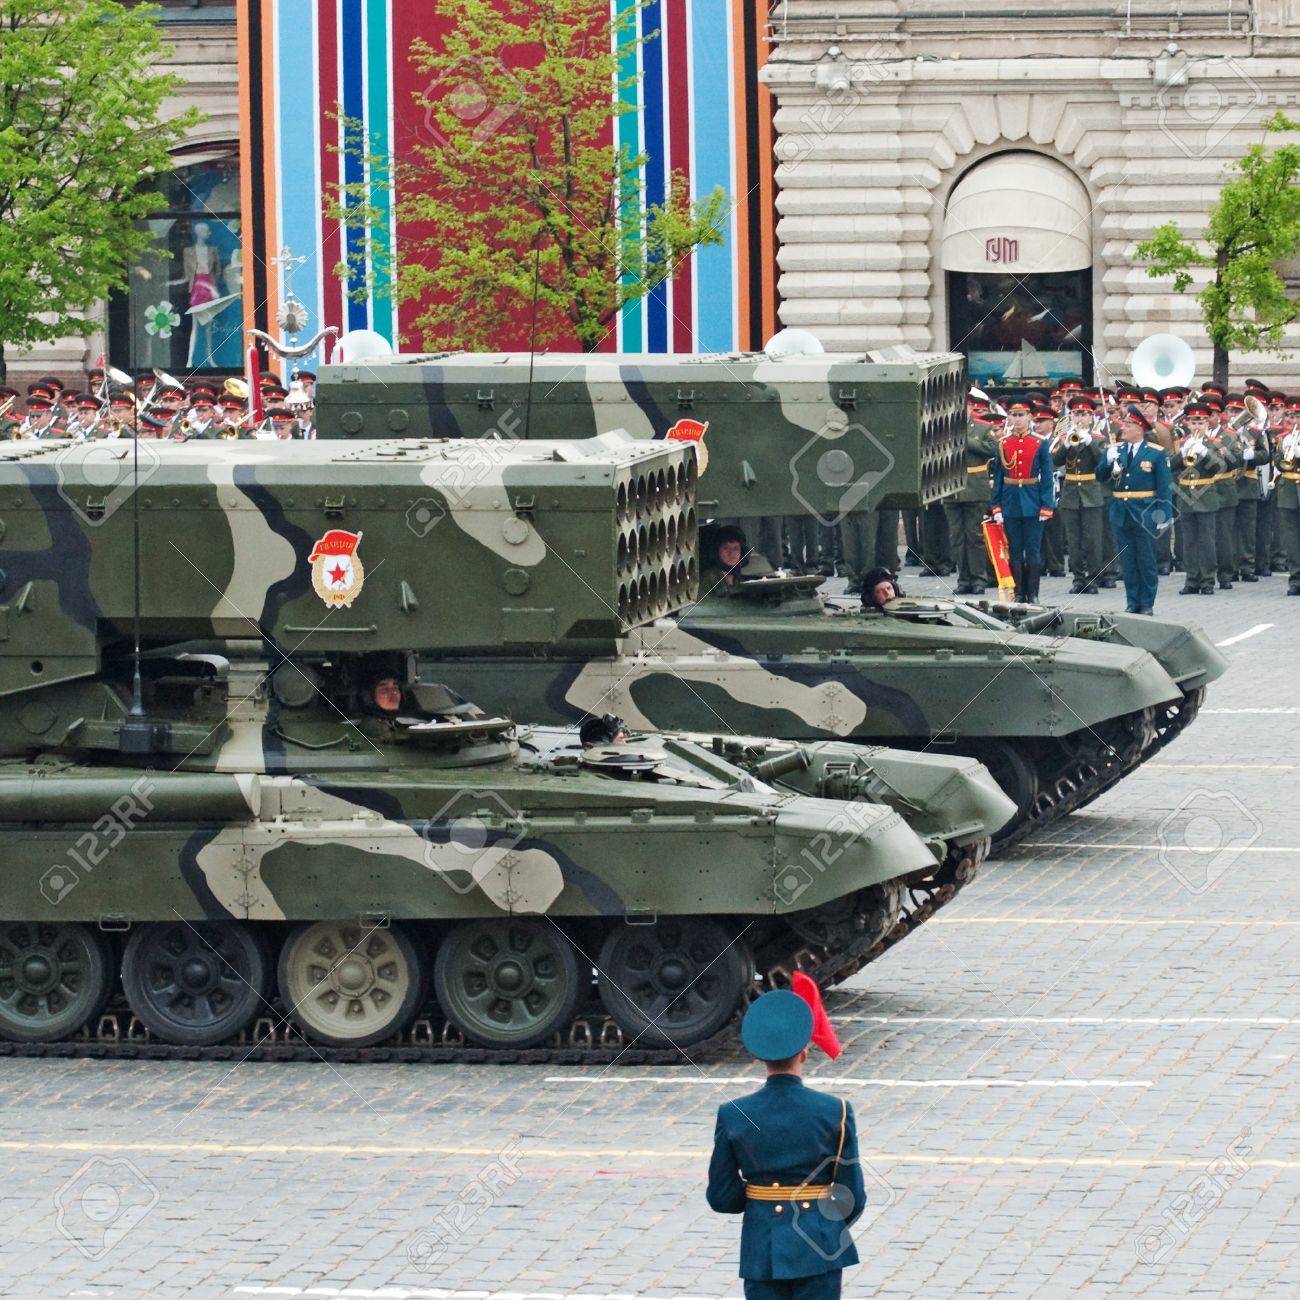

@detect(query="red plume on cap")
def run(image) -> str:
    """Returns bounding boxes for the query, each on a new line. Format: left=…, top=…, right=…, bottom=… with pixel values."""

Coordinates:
left=790, top=971, right=841, bottom=1060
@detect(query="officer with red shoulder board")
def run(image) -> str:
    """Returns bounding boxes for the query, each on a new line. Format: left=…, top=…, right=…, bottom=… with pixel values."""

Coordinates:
left=1096, top=403, right=1172, bottom=614
left=990, top=397, right=1055, bottom=603
left=708, top=984, right=864, bottom=1299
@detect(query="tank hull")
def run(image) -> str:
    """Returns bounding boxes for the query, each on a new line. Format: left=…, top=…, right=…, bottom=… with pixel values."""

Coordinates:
left=424, top=596, right=1224, bottom=846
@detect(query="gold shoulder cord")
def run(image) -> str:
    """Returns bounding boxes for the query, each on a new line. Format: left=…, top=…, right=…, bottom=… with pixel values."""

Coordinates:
left=831, top=1097, right=847, bottom=1183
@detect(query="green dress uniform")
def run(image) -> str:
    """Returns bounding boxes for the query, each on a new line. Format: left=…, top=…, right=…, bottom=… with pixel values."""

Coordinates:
left=1272, top=432, right=1300, bottom=595
left=944, top=422, right=997, bottom=594
left=1213, top=427, right=1243, bottom=586
left=1051, top=430, right=1105, bottom=592
left=921, top=501, right=952, bottom=574
left=1170, top=439, right=1223, bottom=594
left=708, top=991, right=866, bottom=1300
left=1234, top=425, right=1269, bottom=581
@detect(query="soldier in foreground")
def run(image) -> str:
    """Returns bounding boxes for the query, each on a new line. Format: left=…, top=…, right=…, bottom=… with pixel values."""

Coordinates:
left=707, top=988, right=864, bottom=1299
left=1097, top=405, right=1172, bottom=614
left=990, top=397, right=1055, bottom=604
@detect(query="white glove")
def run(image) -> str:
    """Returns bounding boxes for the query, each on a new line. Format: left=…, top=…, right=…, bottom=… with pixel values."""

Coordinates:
left=1107, top=444, right=1120, bottom=463
left=1242, top=445, right=1255, bottom=462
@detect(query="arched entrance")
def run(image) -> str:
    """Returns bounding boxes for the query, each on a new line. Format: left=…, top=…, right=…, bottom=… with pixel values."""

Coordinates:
left=943, top=152, right=1093, bottom=393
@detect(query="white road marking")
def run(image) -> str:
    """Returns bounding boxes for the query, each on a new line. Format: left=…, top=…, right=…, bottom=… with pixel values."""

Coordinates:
left=1214, top=622, right=1274, bottom=647
left=233, top=1292, right=732, bottom=1300
left=542, top=1076, right=1150, bottom=1089
left=1027, top=842, right=1297, bottom=853
left=839, top=1015, right=1297, bottom=1026
left=1201, top=707, right=1300, bottom=715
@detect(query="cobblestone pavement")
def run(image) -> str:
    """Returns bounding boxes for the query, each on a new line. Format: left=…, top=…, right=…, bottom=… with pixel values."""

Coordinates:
left=2, top=570, right=1297, bottom=1298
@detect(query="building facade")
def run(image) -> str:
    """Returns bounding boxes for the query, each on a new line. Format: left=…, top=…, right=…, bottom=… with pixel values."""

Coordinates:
left=763, top=0, right=1300, bottom=388
left=234, top=0, right=778, bottom=361
left=11, top=1, right=239, bottom=388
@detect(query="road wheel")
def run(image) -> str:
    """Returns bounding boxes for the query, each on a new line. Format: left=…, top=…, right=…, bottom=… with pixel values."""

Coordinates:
left=598, top=917, right=751, bottom=1049
left=434, top=918, right=582, bottom=1049
left=0, top=921, right=115, bottom=1042
left=975, top=741, right=1039, bottom=840
left=277, top=921, right=425, bottom=1048
left=122, top=921, right=270, bottom=1046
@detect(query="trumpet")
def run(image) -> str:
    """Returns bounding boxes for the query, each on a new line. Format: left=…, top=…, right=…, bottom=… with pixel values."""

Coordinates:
left=1179, top=434, right=1210, bottom=467
left=1280, top=428, right=1300, bottom=465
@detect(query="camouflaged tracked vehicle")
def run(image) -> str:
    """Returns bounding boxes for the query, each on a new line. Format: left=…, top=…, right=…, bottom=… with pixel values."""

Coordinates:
left=0, top=434, right=1011, bottom=1060
left=434, top=570, right=1224, bottom=849
left=313, top=350, right=1224, bottom=847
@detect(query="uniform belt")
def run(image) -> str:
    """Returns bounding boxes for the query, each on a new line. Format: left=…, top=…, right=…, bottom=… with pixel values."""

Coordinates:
left=1281, top=471, right=1300, bottom=481
left=1215, top=472, right=1236, bottom=481
left=1005, top=476, right=1038, bottom=485
left=1113, top=490, right=1155, bottom=499
left=745, top=1184, right=834, bottom=1202
left=967, top=464, right=990, bottom=474
left=1179, top=476, right=1217, bottom=487
left=1064, top=472, right=1094, bottom=481
left=1241, top=468, right=1258, bottom=478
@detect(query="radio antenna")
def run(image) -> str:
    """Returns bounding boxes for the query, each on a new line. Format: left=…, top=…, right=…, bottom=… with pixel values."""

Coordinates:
left=119, top=377, right=150, bottom=754
left=522, top=230, right=543, bottom=442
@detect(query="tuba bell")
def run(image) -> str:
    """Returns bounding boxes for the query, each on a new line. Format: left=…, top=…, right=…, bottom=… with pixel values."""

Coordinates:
left=1131, top=333, right=1197, bottom=391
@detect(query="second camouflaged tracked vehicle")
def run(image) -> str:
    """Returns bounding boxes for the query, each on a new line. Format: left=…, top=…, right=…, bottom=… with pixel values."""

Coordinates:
left=315, top=349, right=1225, bottom=847
left=0, top=434, right=1011, bottom=1062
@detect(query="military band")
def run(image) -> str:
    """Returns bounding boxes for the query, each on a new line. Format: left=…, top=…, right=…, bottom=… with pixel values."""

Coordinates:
left=0, top=368, right=318, bottom=442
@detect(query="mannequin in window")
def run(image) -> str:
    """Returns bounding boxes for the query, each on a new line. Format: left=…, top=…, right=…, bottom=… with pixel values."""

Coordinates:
left=183, top=221, right=223, bottom=367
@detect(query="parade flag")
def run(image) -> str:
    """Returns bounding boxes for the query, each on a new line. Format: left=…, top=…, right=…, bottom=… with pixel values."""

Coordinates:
left=791, top=971, right=842, bottom=1060
left=982, top=516, right=1016, bottom=596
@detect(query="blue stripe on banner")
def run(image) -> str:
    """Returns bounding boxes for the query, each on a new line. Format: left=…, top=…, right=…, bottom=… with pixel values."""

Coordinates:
left=276, top=0, right=323, bottom=350
left=641, top=0, right=666, bottom=352
left=340, top=0, right=368, bottom=332
left=690, top=2, right=735, bottom=353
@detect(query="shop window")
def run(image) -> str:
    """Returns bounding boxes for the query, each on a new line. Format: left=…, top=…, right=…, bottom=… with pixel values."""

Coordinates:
left=107, top=153, right=243, bottom=374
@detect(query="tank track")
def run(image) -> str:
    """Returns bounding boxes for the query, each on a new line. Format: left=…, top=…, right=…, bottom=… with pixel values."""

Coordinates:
left=0, top=843, right=986, bottom=1066
left=992, top=686, right=1205, bottom=851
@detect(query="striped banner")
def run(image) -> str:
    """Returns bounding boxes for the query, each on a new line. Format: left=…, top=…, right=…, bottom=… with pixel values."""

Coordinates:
left=236, top=0, right=775, bottom=356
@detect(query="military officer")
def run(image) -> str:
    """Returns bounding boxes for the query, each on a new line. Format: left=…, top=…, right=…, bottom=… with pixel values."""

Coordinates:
left=708, top=989, right=865, bottom=1299
left=1096, top=405, right=1172, bottom=615
left=991, top=397, right=1055, bottom=604
left=0, top=387, right=19, bottom=439
left=101, top=390, right=135, bottom=439
left=1052, top=394, right=1106, bottom=593
left=16, top=392, right=58, bottom=439
left=1170, top=401, right=1222, bottom=595
left=183, top=389, right=220, bottom=439
left=945, top=405, right=998, bottom=594
left=65, top=393, right=102, bottom=440
left=1033, top=403, right=1067, bottom=577
left=1273, top=401, right=1300, bottom=596
left=1258, top=392, right=1287, bottom=576
left=1234, top=403, right=1269, bottom=582
left=1211, top=399, right=1243, bottom=588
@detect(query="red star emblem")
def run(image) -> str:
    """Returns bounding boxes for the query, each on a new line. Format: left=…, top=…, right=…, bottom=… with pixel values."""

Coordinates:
left=328, top=562, right=348, bottom=586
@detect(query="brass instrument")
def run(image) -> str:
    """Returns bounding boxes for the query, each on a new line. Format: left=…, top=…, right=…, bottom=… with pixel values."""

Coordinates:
left=1227, top=393, right=1268, bottom=432
left=1179, top=434, right=1210, bottom=467
left=1279, top=427, right=1300, bottom=466
left=223, top=376, right=250, bottom=401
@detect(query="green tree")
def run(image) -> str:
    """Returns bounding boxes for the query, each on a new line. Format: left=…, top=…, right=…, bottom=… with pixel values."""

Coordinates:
left=332, top=0, right=728, bottom=352
left=1136, top=112, right=1300, bottom=388
left=0, top=0, right=200, bottom=381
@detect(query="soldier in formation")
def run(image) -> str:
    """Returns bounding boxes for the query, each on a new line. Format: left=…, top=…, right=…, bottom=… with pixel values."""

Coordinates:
left=0, top=368, right=318, bottom=443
